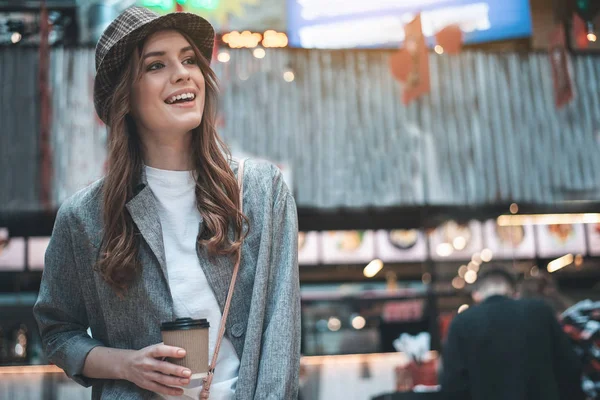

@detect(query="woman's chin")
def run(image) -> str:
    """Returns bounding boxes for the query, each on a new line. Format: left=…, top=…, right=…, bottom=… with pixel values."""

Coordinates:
left=167, top=117, right=202, bottom=133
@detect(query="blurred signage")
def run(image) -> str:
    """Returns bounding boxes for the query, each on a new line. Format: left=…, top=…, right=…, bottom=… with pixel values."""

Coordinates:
left=141, top=0, right=219, bottom=11
left=287, top=0, right=532, bottom=49
left=139, top=0, right=287, bottom=32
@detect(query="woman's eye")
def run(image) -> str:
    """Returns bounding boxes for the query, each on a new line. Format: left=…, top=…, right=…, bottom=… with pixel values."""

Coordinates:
left=147, top=62, right=164, bottom=71
left=183, top=58, right=197, bottom=65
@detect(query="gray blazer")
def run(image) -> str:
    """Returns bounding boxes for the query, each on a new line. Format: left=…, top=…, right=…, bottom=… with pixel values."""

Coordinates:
left=33, top=159, right=301, bottom=399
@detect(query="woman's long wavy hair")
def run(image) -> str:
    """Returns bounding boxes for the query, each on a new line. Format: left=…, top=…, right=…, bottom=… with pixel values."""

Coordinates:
left=96, top=30, right=248, bottom=295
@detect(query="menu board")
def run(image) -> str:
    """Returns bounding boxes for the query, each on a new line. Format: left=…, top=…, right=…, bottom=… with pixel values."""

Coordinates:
left=375, top=230, right=427, bottom=263
left=298, top=231, right=320, bottom=265
left=28, top=237, right=51, bottom=271
left=536, top=224, right=587, bottom=258
left=0, top=235, right=25, bottom=271
left=483, top=220, right=536, bottom=259
left=321, top=231, right=375, bottom=264
left=585, top=223, right=600, bottom=256
left=428, top=220, right=483, bottom=261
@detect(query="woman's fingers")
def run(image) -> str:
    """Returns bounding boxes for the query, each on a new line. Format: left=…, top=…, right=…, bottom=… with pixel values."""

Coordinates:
left=150, top=359, right=192, bottom=379
left=146, top=371, right=190, bottom=388
left=149, top=344, right=186, bottom=359
left=142, top=379, right=185, bottom=396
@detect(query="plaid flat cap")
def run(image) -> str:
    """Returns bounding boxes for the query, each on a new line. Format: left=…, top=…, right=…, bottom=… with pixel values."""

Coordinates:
left=94, top=6, right=215, bottom=124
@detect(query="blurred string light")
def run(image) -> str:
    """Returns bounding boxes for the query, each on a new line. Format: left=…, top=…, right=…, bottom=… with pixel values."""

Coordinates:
left=327, top=317, right=341, bottom=332
left=422, top=272, right=432, bottom=284
left=11, top=32, right=22, bottom=44
left=222, top=30, right=288, bottom=49
left=434, top=45, right=444, bottom=54
left=510, top=203, right=519, bottom=214
left=283, top=71, right=295, bottom=82
left=253, top=47, right=266, bottom=59
left=575, top=254, right=584, bottom=267
left=587, top=24, right=597, bottom=42
left=464, top=270, right=477, bottom=284
left=498, top=213, right=600, bottom=226
left=217, top=49, right=230, bottom=63
left=530, top=265, right=540, bottom=276
left=458, top=304, right=469, bottom=313
left=452, top=276, right=466, bottom=289
left=363, top=259, right=383, bottom=278
left=262, top=30, right=288, bottom=47
left=283, top=65, right=295, bottom=82
left=481, top=248, right=493, bottom=263
left=436, top=243, right=453, bottom=257
left=452, top=236, right=466, bottom=250
left=467, top=261, right=480, bottom=273
left=471, top=253, right=482, bottom=265
left=547, top=254, right=574, bottom=273
left=458, top=265, right=468, bottom=278
left=223, top=31, right=262, bottom=48
left=351, top=315, right=366, bottom=330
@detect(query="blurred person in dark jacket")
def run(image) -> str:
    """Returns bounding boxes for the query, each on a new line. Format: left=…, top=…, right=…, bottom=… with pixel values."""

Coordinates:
left=519, top=272, right=573, bottom=316
left=441, top=266, right=584, bottom=400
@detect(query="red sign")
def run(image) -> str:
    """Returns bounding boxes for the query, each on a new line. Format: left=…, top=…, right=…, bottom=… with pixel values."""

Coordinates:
left=573, top=13, right=589, bottom=49
left=549, top=24, right=574, bottom=109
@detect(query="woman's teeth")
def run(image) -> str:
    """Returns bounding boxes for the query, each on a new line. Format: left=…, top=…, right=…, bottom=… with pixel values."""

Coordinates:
left=166, top=93, right=196, bottom=104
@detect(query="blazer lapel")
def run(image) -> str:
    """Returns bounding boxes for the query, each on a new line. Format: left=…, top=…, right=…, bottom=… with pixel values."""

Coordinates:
left=126, top=184, right=169, bottom=282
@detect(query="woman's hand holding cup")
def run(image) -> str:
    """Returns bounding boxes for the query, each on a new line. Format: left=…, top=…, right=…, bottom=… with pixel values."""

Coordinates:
left=121, top=343, right=192, bottom=396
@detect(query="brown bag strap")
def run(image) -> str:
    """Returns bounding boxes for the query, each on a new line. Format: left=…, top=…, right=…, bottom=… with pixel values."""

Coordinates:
left=201, top=158, right=246, bottom=399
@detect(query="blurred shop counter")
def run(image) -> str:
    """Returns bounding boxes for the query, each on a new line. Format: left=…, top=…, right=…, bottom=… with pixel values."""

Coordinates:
left=373, top=392, right=442, bottom=400
left=0, top=365, right=91, bottom=399
left=1, top=352, right=439, bottom=400
left=300, top=352, right=439, bottom=400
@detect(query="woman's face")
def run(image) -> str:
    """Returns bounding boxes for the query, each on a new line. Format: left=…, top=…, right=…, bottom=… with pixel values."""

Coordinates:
left=130, top=30, right=206, bottom=139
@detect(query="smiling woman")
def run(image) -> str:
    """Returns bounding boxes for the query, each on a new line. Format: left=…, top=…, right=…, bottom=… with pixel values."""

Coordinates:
left=33, top=6, right=300, bottom=400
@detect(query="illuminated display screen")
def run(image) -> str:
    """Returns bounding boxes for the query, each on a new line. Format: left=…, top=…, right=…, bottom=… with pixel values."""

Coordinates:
left=287, top=0, right=532, bottom=49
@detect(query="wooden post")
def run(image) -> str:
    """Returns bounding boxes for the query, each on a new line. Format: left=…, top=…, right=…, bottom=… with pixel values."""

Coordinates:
left=39, top=0, right=52, bottom=209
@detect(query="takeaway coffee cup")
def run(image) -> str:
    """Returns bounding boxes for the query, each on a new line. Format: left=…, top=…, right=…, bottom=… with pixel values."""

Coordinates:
left=160, top=318, right=210, bottom=379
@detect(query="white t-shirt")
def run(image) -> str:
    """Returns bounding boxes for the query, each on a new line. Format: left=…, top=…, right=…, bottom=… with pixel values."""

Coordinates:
left=145, top=166, right=240, bottom=400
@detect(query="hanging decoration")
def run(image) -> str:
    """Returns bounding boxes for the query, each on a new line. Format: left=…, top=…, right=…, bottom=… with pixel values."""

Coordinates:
left=434, top=25, right=463, bottom=55
left=389, top=48, right=413, bottom=83
left=548, top=24, right=574, bottom=109
left=573, top=13, right=589, bottom=49
left=389, top=14, right=430, bottom=105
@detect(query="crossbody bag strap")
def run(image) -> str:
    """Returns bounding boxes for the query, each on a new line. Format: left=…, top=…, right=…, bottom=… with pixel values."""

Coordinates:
left=200, top=158, right=246, bottom=399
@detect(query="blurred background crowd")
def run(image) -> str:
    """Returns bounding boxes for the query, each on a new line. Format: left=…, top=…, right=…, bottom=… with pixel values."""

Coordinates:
left=0, top=0, right=600, bottom=399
